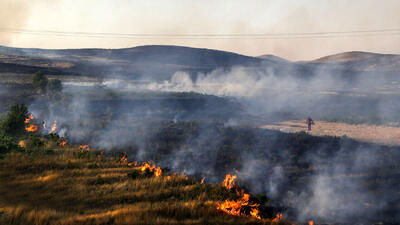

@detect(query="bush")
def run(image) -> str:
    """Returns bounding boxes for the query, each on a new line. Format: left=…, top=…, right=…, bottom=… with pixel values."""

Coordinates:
left=32, top=71, right=48, bottom=94
left=2, top=103, right=28, bottom=137
left=0, top=135, right=17, bottom=155
left=127, top=169, right=154, bottom=179
left=47, top=79, right=63, bottom=94
left=27, top=135, right=44, bottom=148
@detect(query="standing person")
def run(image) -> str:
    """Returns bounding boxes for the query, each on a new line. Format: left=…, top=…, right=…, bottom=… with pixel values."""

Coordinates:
left=306, top=117, right=315, bottom=131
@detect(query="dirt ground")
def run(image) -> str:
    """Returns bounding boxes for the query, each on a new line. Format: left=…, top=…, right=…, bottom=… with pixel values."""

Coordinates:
left=261, top=120, right=400, bottom=146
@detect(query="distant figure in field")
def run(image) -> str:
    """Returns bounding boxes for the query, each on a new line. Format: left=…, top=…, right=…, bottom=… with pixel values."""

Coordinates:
left=306, top=117, right=315, bottom=131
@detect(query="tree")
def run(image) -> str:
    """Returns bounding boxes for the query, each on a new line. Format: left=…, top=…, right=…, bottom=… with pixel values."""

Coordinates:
left=32, top=71, right=48, bottom=94
left=47, top=79, right=63, bottom=94
left=2, top=103, right=29, bottom=137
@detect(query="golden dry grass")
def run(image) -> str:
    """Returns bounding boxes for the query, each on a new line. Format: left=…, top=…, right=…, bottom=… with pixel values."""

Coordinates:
left=0, top=146, right=283, bottom=225
left=261, top=120, right=400, bottom=146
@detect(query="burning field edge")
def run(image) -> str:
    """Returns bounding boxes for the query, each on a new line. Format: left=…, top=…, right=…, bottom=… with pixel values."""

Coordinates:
left=0, top=133, right=294, bottom=225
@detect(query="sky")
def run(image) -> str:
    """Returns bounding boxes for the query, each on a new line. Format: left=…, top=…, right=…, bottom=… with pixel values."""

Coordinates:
left=0, top=0, right=400, bottom=60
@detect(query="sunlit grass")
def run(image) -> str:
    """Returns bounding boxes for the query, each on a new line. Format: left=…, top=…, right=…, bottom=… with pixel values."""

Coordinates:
left=0, top=145, right=284, bottom=225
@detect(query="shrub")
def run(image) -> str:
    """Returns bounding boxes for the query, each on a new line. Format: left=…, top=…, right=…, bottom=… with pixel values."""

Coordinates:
left=0, top=135, right=17, bottom=155
left=127, top=169, right=154, bottom=179
left=2, top=103, right=28, bottom=137
left=27, top=135, right=44, bottom=148
left=47, top=79, right=63, bottom=94
left=32, top=71, right=48, bottom=94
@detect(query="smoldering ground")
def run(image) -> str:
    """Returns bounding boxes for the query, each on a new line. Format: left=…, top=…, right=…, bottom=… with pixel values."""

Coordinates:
left=24, top=62, right=400, bottom=224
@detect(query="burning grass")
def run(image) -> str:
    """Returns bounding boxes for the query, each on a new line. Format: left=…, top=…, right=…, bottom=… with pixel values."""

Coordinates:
left=217, top=174, right=261, bottom=220
left=0, top=143, right=287, bottom=225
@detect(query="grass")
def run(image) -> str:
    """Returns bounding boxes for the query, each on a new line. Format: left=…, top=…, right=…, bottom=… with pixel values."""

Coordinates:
left=0, top=143, right=285, bottom=225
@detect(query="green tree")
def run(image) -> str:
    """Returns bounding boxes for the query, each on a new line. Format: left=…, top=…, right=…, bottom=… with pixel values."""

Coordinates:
left=47, top=79, right=63, bottom=94
left=32, top=71, right=48, bottom=94
left=3, top=103, right=29, bottom=137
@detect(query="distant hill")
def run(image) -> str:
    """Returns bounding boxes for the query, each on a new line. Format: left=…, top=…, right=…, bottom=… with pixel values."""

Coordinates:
left=257, top=54, right=289, bottom=63
left=306, top=51, right=400, bottom=72
left=0, top=45, right=400, bottom=81
left=0, top=45, right=265, bottom=80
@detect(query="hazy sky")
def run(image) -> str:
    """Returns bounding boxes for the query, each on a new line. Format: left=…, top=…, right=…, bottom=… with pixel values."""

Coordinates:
left=1, top=0, right=400, bottom=60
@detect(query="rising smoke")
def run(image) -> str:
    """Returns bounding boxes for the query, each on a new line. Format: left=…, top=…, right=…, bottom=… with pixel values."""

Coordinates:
left=22, top=58, right=400, bottom=224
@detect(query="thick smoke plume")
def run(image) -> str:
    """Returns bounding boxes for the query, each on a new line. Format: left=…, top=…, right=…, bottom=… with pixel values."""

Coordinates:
left=24, top=61, right=400, bottom=224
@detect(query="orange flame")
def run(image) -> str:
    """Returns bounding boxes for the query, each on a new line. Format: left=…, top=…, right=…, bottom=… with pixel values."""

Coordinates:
left=308, top=220, right=314, bottom=225
left=250, top=208, right=260, bottom=219
left=79, top=145, right=90, bottom=151
left=217, top=173, right=261, bottom=219
left=59, top=140, right=67, bottom=147
left=140, top=162, right=162, bottom=177
left=222, top=173, right=237, bottom=190
left=216, top=192, right=260, bottom=219
left=120, top=152, right=128, bottom=163
left=25, top=114, right=34, bottom=124
left=201, top=177, right=205, bottom=184
left=272, top=213, right=283, bottom=222
left=50, top=120, right=57, bottom=133
left=25, top=124, right=38, bottom=132
left=154, top=167, right=162, bottom=177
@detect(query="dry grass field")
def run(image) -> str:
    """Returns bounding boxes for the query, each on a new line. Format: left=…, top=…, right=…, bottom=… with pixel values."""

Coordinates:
left=0, top=143, right=284, bottom=225
left=262, top=120, right=400, bottom=146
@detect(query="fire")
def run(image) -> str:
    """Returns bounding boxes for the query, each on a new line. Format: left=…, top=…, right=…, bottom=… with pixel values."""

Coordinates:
left=59, top=139, right=67, bottom=147
left=201, top=177, right=205, bottom=184
left=120, top=152, right=128, bottom=163
left=18, top=140, right=26, bottom=148
left=272, top=213, right=283, bottom=222
left=217, top=174, right=261, bottom=219
left=250, top=208, right=260, bottom=219
left=309, top=220, right=314, bottom=225
left=25, top=114, right=38, bottom=132
left=222, top=173, right=237, bottom=190
left=154, top=167, right=162, bottom=177
left=216, top=192, right=260, bottom=219
left=140, top=162, right=162, bottom=177
left=80, top=145, right=90, bottom=151
left=50, top=120, right=57, bottom=133
left=97, top=151, right=104, bottom=159
left=25, top=114, right=34, bottom=124
left=25, top=124, right=38, bottom=132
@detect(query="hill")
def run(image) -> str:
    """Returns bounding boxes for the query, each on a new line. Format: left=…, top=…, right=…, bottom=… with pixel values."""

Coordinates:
left=305, top=51, right=400, bottom=72
left=0, top=45, right=265, bottom=80
left=257, top=54, right=289, bottom=63
left=1, top=45, right=400, bottom=82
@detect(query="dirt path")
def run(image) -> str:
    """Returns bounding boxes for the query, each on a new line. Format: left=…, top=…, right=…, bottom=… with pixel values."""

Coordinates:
left=261, top=120, right=400, bottom=146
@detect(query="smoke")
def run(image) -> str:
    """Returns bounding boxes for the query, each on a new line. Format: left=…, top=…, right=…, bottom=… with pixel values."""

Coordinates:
left=23, top=55, right=400, bottom=224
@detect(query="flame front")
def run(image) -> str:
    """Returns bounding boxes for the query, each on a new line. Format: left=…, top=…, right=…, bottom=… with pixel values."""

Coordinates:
left=140, top=162, right=162, bottom=177
left=217, top=174, right=261, bottom=219
left=272, top=213, right=282, bottom=222
left=309, top=220, right=314, bottom=225
left=120, top=152, right=128, bottom=163
left=216, top=192, right=260, bottom=219
left=59, top=140, right=67, bottom=147
left=25, top=124, right=38, bottom=132
left=25, top=114, right=38, bottom=132
left=222, top=173, right=237, bottom=190
left=25, top=114, right=34, bottom=124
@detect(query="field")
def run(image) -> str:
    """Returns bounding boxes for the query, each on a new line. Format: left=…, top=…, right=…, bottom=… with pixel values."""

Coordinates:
left=2, top=45, right=400, bottom=224
left=262, top=120, right=400, bottom=146
left=0, top=142, right=283, bottom=225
